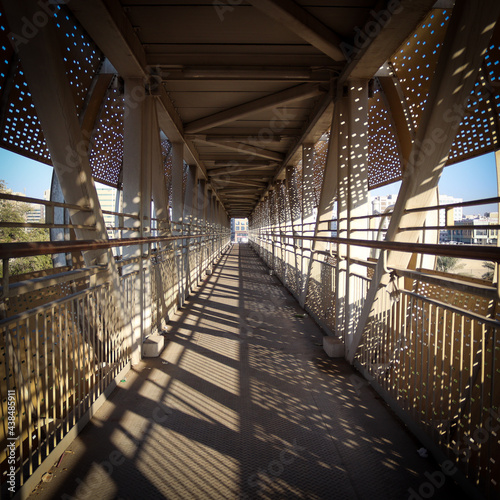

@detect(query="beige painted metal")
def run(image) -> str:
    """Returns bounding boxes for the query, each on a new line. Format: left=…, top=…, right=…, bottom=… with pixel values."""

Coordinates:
left=298, top=143, right=316, bottom=307
left=348, top=0, right=500, bottom=363
left=248, top=0, right=346, bottom=62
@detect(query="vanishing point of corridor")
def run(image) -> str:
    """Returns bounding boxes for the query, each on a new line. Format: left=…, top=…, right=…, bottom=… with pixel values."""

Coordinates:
left=28, top=245, right=459, bottom=500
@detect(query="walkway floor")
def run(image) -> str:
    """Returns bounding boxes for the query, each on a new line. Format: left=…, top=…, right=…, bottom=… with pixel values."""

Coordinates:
left=28, top=244, right=460, bottom=500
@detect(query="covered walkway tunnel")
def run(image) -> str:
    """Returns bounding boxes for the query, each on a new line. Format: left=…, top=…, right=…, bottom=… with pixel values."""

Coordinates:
left=0, top=0, right=500, bottom=498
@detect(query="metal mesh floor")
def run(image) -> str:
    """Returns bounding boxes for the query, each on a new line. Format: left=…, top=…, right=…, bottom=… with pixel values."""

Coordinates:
left=28, top=244, right=461, bottom=500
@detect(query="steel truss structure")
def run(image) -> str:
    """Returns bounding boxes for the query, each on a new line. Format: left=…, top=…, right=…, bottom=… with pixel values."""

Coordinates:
left=0, top=0, right=499, bottom=498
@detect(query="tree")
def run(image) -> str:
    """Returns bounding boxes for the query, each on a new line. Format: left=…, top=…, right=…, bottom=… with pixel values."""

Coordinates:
left=436, top=256, right=460, bottom=273
left=0, top=180, right=52, bottom=276
left=482, top=262, right=495, bottom=281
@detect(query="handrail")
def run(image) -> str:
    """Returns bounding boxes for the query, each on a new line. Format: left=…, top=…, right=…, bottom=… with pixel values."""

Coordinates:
left=257, top=232, right=500, bottom=261
left=0, top=192, right=91, bottom=211
left=404, top=290, right=500, bottom=329
left=0, top=233, right=213, bottom=259
left=0, top=266, right=105, bottom=297
left=405, top=196, right=500, bottom=214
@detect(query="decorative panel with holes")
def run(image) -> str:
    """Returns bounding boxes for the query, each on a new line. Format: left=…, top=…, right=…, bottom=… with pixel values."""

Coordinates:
left=0, top=4, right=103, bottom=168
left=88, top=85, right=124, bottom=187
left=313, top=135, right=328, bottom=206
left=162, top=138, right=173, bottom=207
left=53, top=7, right=103, bottom=117
left=447, top=40, right=500, bottom=164
left=368, top=88, right=402, bottom=189
left=390, top=10, right=450, bottom=132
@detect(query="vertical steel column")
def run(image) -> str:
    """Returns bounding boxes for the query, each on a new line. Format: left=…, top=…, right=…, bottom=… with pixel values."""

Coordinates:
left=183, top=165, right=197, bottom=294
left=122, top=81, right=153, bottom=364
left=299, top=143, right=317, bottom=307
left=344, top=79, right=370, bottom=357
left=349, top=0, right=500, bottom=362
left=171, top=142, right=185, bottom=306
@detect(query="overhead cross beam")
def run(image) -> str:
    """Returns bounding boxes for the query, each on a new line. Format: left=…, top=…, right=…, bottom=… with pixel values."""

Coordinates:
left=162, top=67, right=334, bottom=82
left=184, top=83, right=325, bottom=134
left=67, top=0, right=228, bottom=207
left=208, top=165, right=274, bottom=176
left=193, top=137, right=285, bottom=162
left=339, top=0, right=436, bottom=82
left=187, top=134, right=285, bottom=144
left=248, top=0, right=346, bottom=62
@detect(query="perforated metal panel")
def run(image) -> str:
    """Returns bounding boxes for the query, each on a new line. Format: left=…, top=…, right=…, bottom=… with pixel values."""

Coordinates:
left=162, top=138, right=173, bottom=207
left=2, top=66, right=50, bottom=162
left=313, top=136, right=328, bottom=206
left=89, top=86, right=124, bottom=187
left=53, top=7, right=103, bottom=116
left=0, top=4, right=103, bottom=167
left=368, top=89, right=402, bottom=189
left=447, top=41, right=500, bottom=164
left=390, top=10, right=450, bottom=132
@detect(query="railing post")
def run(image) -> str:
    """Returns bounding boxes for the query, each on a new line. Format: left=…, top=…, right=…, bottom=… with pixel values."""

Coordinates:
left=349, top=0, right=500, bottom=363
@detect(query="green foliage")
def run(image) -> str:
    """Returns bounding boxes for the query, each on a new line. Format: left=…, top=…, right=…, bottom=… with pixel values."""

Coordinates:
left=436, top=256, right=460, bottom=273
left=482, top=261, right=495, bottom=281
left=0, top=180, right=52, bottom=276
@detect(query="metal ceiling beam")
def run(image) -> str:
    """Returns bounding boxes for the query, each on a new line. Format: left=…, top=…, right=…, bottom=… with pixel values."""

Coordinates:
left=161, top=67, right=334, bottom=82
left=339, top=0, right=436, bottom=82
left=208, top=165, right=273, bottom=176
left=217, top=179, right=268, bottom=187
left=187, top=134, right=284, bottom=144
left=211, top=175, right=272, bottom=180
left=248, top=0, right=346, bottom=61
left=67, top=0, right=226, bottom=204
left=184, top=83, right=325, bottom=134
left=68, top=0, right=146, bottom=78
left=193, top=138, right=285, bottom=162
left=212, top=160, right=277, bottom=167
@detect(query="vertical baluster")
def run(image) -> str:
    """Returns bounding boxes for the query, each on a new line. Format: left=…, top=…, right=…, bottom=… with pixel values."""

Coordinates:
left=43, top=310, right=49, bottom=458
left=50, top=306, right=56, bottom=450
left=15, top=320, right=24, bottom=486
left=25, top=317, right=33, bottom=477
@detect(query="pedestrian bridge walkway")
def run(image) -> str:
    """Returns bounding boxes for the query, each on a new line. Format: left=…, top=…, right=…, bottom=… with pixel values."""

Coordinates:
left=28, top=244, right=459, bottom=500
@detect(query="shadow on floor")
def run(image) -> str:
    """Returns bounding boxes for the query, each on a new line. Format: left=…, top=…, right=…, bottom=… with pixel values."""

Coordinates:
left=28, top=244, right=462, bottom=500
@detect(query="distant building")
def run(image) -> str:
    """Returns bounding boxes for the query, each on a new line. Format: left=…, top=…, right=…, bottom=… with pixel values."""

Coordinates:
left=438, top=195, right=463, bottom=242
left=96, top=187, right=119, bottom=227
left=231, top=218, right=248, bottom=243
left=96, top=187, right=119, bottom=239
left=371, top=194, right=397, bottom=233
left=371, top=194, right=397, bottom=215
left=438, top=195, right=463, bottom=227
left=24, top=190, right=48, bottom=224
left=26, top=205, right=44, bottom=223
left=450, top=214, right=498, bottom=245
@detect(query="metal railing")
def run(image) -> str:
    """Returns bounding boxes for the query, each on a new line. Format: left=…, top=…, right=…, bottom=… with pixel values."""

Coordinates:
left=0, top=221, right=231, bottom=497
left=249, top=194, right=500, bottom=499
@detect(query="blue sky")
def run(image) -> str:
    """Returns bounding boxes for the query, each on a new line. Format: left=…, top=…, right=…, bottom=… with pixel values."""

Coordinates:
left=0, top=148, right=497, bottom=215
left=370, top=152, right=498, bottom=215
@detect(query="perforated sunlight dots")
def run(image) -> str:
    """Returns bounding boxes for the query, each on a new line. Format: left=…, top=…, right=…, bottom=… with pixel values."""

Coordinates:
left=448, top=42, right=500, bottom=164
left=390, top=10, right=450, bottom=131
left=89, top=86, right=124, bottom=187
left=368, top=88, right=401, bottom=189
left=0, top=4, right=103, bottom=166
